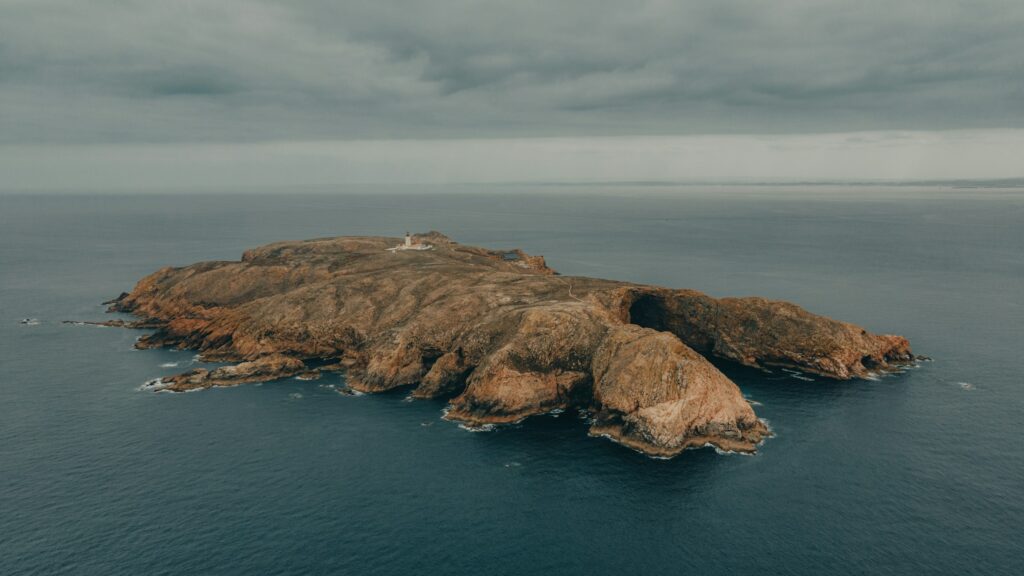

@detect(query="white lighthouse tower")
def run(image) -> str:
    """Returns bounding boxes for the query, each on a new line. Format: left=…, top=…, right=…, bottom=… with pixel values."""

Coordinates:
left=387, top=232, right=433, bottom=252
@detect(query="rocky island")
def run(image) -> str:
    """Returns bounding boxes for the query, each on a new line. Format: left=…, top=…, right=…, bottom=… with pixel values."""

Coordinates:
left=100, top=233, right=912, bottom=458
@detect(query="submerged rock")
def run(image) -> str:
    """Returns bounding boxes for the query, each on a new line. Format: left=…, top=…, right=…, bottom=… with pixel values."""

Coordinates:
left=103, top=233, right=912, bottom=457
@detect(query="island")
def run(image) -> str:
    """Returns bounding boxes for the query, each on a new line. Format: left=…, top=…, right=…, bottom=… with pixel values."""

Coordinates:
left=99, top=232, right=912, bottom=458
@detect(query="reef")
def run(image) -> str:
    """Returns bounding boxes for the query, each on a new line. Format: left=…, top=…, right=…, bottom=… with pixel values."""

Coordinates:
left=99, top=232, right=912, bottom=457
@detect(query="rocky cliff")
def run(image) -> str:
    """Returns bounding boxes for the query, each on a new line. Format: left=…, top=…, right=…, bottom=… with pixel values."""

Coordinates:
left=104, top=233, right=912, bottom=457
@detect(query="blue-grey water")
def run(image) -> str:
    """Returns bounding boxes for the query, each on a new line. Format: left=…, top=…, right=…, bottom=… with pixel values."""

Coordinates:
left=2, top=186, right=1022, bottom=575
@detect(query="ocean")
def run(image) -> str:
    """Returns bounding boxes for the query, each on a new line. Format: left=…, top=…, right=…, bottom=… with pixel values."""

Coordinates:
left=2, top=185, right=1022, bottom=575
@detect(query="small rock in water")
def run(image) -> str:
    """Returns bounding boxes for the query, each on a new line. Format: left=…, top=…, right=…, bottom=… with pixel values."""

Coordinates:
left=20, top=318, right=40, bottom=325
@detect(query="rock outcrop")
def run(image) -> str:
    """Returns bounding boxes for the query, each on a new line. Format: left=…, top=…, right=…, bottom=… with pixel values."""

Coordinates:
left=153, top=354, right=306, bottom=392
left=102, top=233, right=913, bottom=457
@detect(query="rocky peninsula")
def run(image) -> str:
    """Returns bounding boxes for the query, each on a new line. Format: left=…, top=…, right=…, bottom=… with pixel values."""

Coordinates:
left=101, top=232, right=912, bottom=458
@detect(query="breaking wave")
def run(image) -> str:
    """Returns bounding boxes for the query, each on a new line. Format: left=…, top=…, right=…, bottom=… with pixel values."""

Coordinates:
left=138, top=377, right=169, bottom=392
left=458, top=423, right=496, bottom=432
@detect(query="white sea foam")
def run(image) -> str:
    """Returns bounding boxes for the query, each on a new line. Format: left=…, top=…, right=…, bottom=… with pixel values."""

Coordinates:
left=138, top=377, right=169, bottom=392
left=159, top=362, right=179, bottom=368
left=575, top=408, right=597, bottom=425
left=780, top=368, right=815, bottom=381
left=503, top=462, right=522, bottom=468
left=458, top=423, right=496, bottom=432
left=442, top=407, right=500, bottom=431
left=288, top=392, right=304, bottom=400
left=957, top=382, right=975, bottom=390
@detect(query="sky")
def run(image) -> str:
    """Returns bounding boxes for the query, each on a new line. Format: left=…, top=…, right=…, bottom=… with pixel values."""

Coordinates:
left=2, top=0, right=1023, bottom=189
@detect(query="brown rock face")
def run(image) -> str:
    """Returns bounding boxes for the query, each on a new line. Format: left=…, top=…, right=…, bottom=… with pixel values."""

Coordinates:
left=618, top=289, right=913, bottom=380
left=106, top=233, right=912, bottom=457
left=151, top=354, right=306, bottom=392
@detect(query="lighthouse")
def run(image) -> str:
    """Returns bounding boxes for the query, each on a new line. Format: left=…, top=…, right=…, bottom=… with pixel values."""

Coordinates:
left=387, top=232, right=433, bottom=252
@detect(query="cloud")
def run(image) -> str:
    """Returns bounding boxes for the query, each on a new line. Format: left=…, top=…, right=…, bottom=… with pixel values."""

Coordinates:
left=3, top=130, right=1023, bottom=190
left=1, top=0, right=1023, bottom=144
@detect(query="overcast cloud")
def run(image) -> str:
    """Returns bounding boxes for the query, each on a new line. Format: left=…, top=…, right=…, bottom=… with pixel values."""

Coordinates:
left=1, top=0, right=1022, bottom=185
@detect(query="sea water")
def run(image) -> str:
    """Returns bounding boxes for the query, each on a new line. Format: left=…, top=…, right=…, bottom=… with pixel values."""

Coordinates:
left=2, top=185, right=1022, bottom=575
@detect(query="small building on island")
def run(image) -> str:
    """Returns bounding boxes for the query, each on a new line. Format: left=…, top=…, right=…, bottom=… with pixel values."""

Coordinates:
left=387, top=232, right=433, bottom=253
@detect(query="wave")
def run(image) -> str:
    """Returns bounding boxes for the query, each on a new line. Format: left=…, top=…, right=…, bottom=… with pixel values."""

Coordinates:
left=138, top=377, right=169, bottom=392
left=458, top=423, right=496, bottom=433
left=442, top=406, right=502, bottom=432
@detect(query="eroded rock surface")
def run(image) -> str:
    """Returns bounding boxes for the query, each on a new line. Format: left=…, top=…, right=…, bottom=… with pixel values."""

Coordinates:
left=103, top=233, right=912, bottom=457
left=157, top=354, right=306, bottom=392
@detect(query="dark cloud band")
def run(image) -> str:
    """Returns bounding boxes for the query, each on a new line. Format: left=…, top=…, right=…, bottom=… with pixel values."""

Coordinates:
left=1, top=0, right=1022, bottom=144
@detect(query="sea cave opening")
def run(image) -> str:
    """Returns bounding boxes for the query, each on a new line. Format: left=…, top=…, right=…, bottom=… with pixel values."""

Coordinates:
left=626, top=293, right=669, bottom=332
